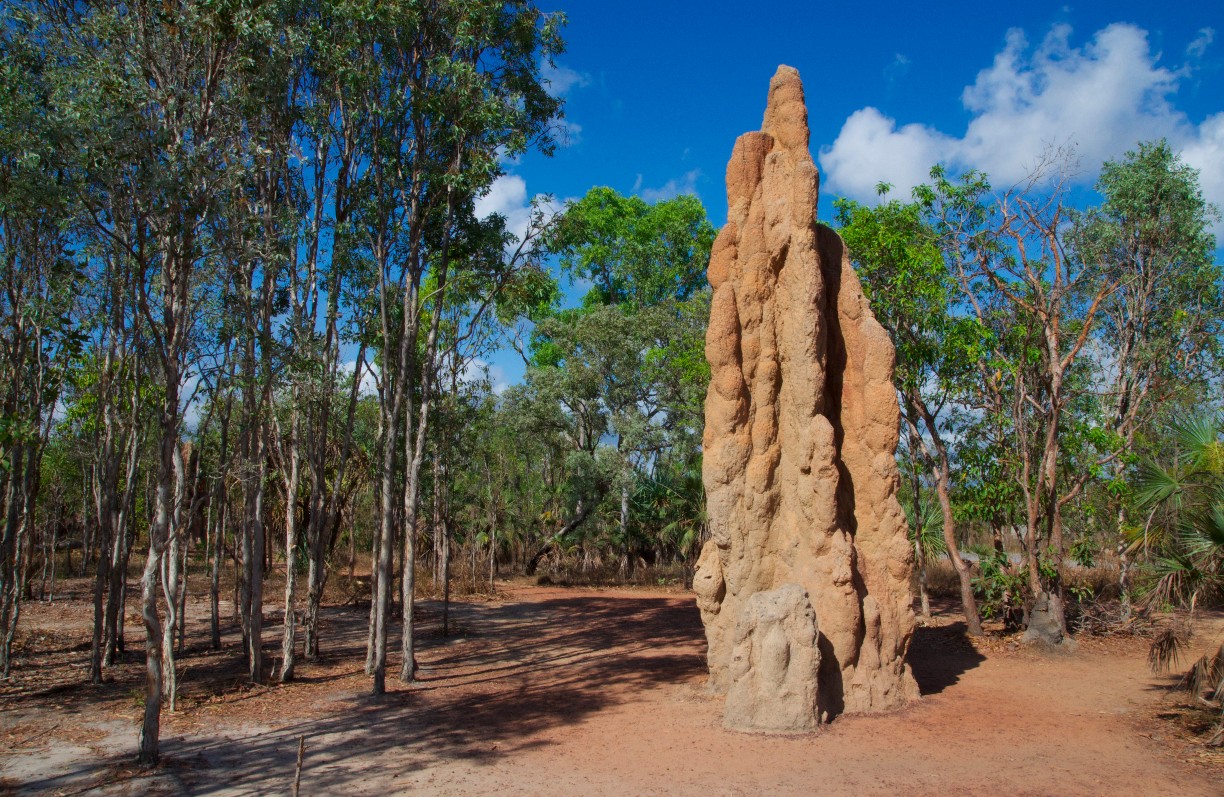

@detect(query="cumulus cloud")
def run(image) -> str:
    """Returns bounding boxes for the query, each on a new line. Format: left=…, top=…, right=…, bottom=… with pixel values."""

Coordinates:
left=541, top=62, right=591, bottom=98
left=820, top=23, right=1224, bottom=230
left=1187, top=28, right=1215, bottom=61
left=640, top=169, right=702, bottom=203
left=1181, top=113, right=1224, bottom=222
left=474, top=174, right=563, bottom=251
left=476, top=174, right=532, bottom=233
left=820, top=108, right=954, bottom=201
left=458, top=357, right=510, bottom=395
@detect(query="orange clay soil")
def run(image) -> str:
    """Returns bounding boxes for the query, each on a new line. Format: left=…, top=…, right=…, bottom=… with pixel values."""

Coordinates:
left=1, top=579, right=1221, bottom=796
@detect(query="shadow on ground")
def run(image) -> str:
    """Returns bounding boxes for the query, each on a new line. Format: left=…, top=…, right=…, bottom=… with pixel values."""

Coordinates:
left=907, top=621, right=987, bottom=696
left=4, top=590, right=1002, bottom=795
left=47, top=593, right=711, bottom=795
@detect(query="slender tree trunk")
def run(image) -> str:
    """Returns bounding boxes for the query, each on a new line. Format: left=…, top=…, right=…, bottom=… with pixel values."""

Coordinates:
left=89, top=527, right=110, bottom=683
left=0, top=451, right=24, bottom=677
left=365, top=523, right=378, bottom=676
left=176, top=535, right=187, bottom=655
left=91, top=391, right=119, bottom=682
left=247, top=451, right=267, bottom=684
left=161, top=529, right=180, bottom=710
left=105, top=396, right=140, bottom=666
left=372, top=277, right=409, bottom=692
left=905, top=411, right=930, bottom=624
left=240, top=482, right=253, bottom=662
left=399, top=511, right=418, bottom=683
left=912, top=392, right=982, bottom=635
left=372, top=451, right=395, bottom=692
left=905, top=420, right=931, bottom=620
left=211, top=498, right=225, bottom=650
left=139, top=387, right=179, bottom=766
left=160, top=445, right=187, bottom=711
left=279, top=441, right=301, bottom=682
left=103, top=525, right=125, bottom=666
left=136, top=529, right=165, bottom=766
left=1116, top=504, right=1131, bottom=622
left=303, top=553, right=320, bottom=661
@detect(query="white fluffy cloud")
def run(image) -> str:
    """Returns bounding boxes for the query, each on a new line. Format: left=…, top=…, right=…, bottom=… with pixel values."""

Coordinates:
left=474, top=174, right=562, bottom=251
left=541, top=62, right=591, bottom=98
left=820, top=23, right=1224, bottom=228
left=541, top=61, right=589, bottom=148
left=458, top=357, right=510, bottom=395
left=475, top=174, right=532, bottom=235
left=639, top=169, right=702, bottom=203
left=820, top=108, right=953, bottom=201
left=1180, top=112, right=1224, bottom=224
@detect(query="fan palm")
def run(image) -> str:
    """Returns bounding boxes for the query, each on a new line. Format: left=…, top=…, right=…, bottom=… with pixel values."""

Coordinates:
left=906, top=497, right=949, bottom=562
left=1132, top=414, right=1224, bottom=610
left=1136, top=413, right=1224, bottom=745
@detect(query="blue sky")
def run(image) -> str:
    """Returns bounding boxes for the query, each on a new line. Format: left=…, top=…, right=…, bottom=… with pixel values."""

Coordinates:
left=471, top=1, right=1224, bottom=389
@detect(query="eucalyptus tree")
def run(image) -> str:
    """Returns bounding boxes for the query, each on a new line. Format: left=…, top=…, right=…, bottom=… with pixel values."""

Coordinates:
left=1070, top=140, right=1222, bottom=619
left=922, top=156, right=1120, bottom=645
left=0, top=15, right=82, bottom=676
left=836, top=186, right=984, bottom=634
left=545, top=188, right=715, bottom=306
left=338, top=1, right=564, bottom=694
left=530, top=188, right=714, bottom=574
left=47, top=0, right=280, bottom=764
left=57, top=324, right=147, bottom=683
left=425, top=195, right=561, bottom=619
left=515, top=295, right=710, bottom=575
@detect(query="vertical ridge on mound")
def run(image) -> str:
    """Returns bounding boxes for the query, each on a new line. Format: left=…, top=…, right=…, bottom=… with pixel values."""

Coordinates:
left=694, top=65, right=918, bottom=723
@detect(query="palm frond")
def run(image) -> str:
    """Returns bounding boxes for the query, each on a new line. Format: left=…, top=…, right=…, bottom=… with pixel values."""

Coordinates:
left=1149, top=626, right=1186, bottom=673
left=1138, top=552, right=1203, bottom=609
left=1206, top=499, right=1224, bottom=549
left=1133, top=460, right=1186, bottom=510
left=1170, top=414, right=1224, bottom=474
left=906, top=498, right=948, bottom=559
left=1178, top=643, right=1224, bottom=703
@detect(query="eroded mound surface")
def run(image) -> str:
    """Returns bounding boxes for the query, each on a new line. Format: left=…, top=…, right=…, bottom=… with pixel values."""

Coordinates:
left=695, top=65, right=918, bottom=724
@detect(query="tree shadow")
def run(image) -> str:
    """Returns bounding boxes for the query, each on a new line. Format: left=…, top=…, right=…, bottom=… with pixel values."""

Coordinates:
left=2, top=592, right=710, bottom=795
left=110, top=593, right=706, bottom=795
left=907, top=621, right=986, bottom=696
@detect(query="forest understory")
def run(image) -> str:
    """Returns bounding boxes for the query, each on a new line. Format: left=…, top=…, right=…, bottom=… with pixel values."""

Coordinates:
left=1, top=574, right=1221, bottom=797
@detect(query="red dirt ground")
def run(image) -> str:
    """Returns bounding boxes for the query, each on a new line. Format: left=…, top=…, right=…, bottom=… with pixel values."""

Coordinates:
left=1, top=580, right=1221, bottom=796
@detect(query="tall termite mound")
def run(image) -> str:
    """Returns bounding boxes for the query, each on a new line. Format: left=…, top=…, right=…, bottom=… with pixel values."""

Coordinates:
left=694, top=65, right=918, bottom=729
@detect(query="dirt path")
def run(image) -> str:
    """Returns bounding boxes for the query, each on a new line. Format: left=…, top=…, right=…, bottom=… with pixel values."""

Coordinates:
left=1, top=584, right=1220, bottom=795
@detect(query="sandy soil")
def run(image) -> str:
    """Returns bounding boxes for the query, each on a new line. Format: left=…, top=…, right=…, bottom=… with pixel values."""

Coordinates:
left=1, top=581, right=1221, bottom=796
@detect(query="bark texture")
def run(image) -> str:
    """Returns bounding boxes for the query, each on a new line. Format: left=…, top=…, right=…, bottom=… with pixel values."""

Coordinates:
left=694, top=66, right=918, bottom=718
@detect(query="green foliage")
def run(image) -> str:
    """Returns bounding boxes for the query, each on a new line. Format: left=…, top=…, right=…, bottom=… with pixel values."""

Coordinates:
left=489, top=187, right=717, bottom=566
left=903, top=497, right=948, bottom=561
left=1069, top=536, right=1097, bottom=568
left=971, top=547, right=1025, bottom=622
left=545, top=187, right=716, bottom=308
left=835, top=187, right=984, bottom=399
left=1132, top=414, right=1224, bottom=610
